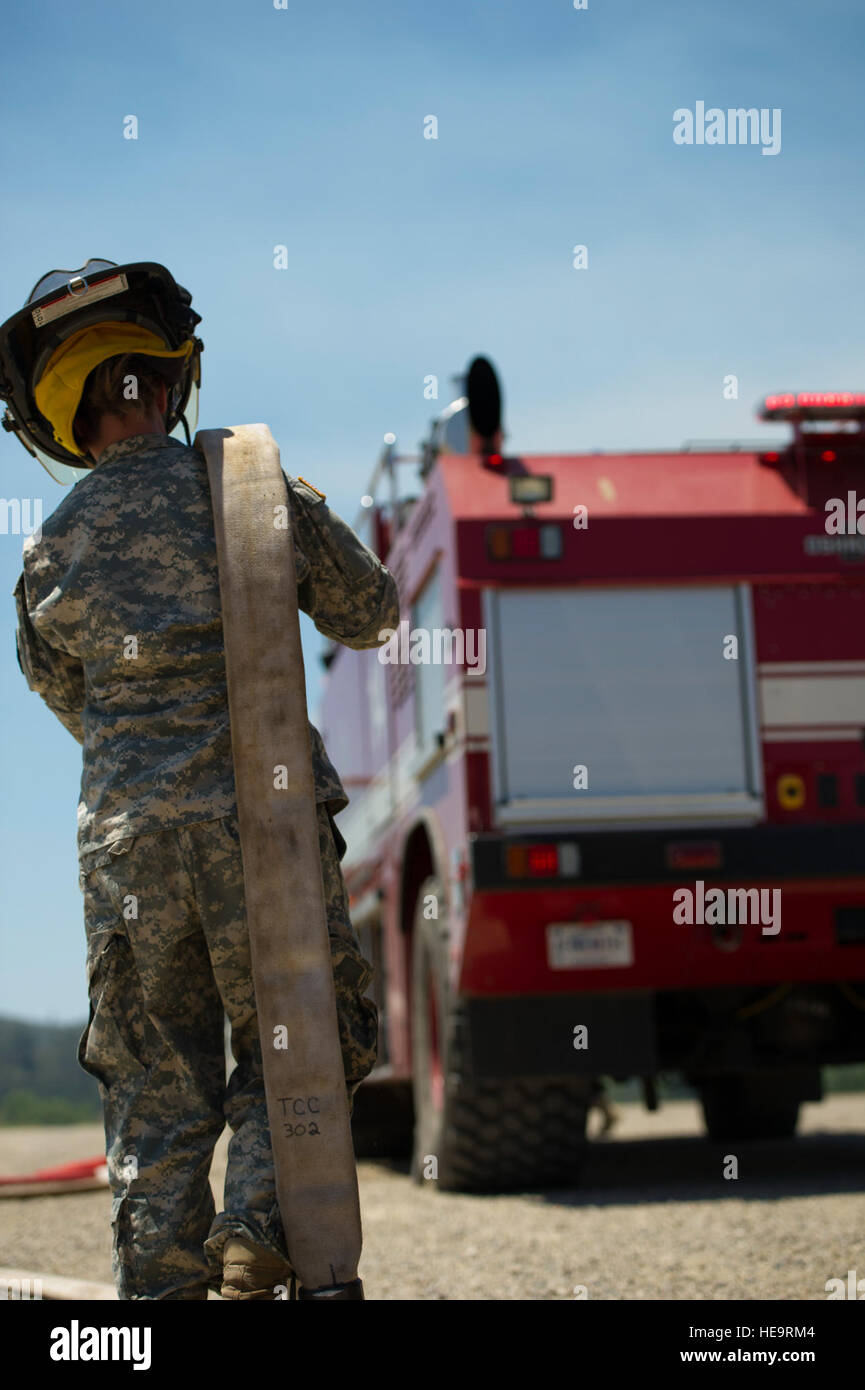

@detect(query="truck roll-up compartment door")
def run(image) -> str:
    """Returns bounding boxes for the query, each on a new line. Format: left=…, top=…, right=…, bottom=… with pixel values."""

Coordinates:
left=485, top=584, right=763, bottom=828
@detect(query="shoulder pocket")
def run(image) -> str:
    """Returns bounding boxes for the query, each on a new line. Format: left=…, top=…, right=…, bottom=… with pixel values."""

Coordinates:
left=306, top=501, right=378, bottom=584
left=291, top=477, right=326, bottom=508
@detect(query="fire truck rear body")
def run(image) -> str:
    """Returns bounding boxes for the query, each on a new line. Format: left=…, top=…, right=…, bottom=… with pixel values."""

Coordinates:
left=319, top=370, right=865, bottom=1181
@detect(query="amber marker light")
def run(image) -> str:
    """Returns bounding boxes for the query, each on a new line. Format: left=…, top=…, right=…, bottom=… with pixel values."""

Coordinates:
left=777, top=773, right=806, bottom=810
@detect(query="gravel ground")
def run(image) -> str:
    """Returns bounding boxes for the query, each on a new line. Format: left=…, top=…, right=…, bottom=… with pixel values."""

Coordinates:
left=1, top=1096, right=863, bottom=1300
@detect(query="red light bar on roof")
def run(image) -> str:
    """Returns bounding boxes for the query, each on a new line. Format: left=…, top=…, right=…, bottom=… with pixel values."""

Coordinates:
left=760, top=392, right=865, bottom=422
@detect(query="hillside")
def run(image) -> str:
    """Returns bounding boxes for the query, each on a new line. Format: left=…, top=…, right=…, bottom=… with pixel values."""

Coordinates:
left=0, top=1013, right=861, bottom=1126
left=0, top=1015, right=101, bottom=1123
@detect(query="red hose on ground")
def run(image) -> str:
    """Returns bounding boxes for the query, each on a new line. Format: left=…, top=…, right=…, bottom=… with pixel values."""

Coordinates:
left=0, top=1156, right=107, bottom=1187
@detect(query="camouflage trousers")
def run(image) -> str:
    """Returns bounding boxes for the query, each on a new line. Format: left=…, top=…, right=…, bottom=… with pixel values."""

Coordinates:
left=77, top=804, right=377, bottom=1300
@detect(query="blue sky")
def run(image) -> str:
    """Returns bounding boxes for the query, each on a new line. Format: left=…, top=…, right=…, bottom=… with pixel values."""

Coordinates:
left=1, top=0, right=864, bottom=1021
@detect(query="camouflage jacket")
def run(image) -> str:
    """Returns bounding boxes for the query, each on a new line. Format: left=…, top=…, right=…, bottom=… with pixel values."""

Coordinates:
left=13, top=432, right=398, bottom=854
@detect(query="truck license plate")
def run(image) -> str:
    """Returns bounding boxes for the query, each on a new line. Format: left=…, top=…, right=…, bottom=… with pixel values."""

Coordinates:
left=546, top=921, right=634, bottom=969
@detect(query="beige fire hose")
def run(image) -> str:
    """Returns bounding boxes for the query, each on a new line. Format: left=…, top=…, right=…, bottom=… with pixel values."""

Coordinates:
left=197, top=424, right=363, bottom=1300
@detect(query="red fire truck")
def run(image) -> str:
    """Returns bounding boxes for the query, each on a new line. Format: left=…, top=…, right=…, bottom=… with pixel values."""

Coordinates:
left=319, top=360, right=865, bottom=1191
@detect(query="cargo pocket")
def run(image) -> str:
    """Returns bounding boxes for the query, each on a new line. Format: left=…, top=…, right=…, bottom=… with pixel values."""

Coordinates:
left=77, top=930, right=122, bottom=1089
left=332, top=947, right=374, bottom=996
left=329, top=932, right=378, bottom=1084
left=326, top=896, right=376, bottom=1000
left=109, top=1192, right=142, bottom=1300
left=78, top=837, right=138, bottom=892
left=336, top=977, right=379, bottom=1089
left=77, top=839, right=144, bottom=1091
left=78, top=928, right=148, bottom=1091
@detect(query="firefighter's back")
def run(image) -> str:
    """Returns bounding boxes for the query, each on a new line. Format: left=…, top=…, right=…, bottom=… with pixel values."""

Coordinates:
left=22, top=432, right=236, bottom=852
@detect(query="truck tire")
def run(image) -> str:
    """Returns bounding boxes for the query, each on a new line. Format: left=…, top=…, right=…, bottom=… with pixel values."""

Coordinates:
left=410, top=877, right=591, bottom=1191
left=698, top=1074, right=801, bottom=1141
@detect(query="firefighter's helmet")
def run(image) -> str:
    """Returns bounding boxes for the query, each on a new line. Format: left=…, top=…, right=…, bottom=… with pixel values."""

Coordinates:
left=0, top=259, right=203, bottom=483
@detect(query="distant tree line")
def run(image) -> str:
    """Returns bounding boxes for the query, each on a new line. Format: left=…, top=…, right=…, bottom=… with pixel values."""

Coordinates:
left=0, top=1014, right=861, bottom=1126
left=0, top=1015, right=100, bottom=1124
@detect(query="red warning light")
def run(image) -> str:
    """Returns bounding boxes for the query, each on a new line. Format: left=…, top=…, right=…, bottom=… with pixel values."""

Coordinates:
left=760, top=392, right=865, bottom=421
left=798, top=393, right=865, bottom=408
left=527, top=844, right=558, bottom=876
left=821, top=449, right=837, bottom=463
left=486, top=453, right=504, bottom=468
left=511, top=527, right=540, bottom=559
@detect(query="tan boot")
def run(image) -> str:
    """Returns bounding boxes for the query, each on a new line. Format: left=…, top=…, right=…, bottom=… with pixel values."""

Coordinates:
left=220, top=1237, right=295, bottom=1301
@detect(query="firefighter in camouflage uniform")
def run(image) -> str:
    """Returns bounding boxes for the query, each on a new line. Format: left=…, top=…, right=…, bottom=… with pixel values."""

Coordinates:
left=2, top=260, right=398, bottom=1300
